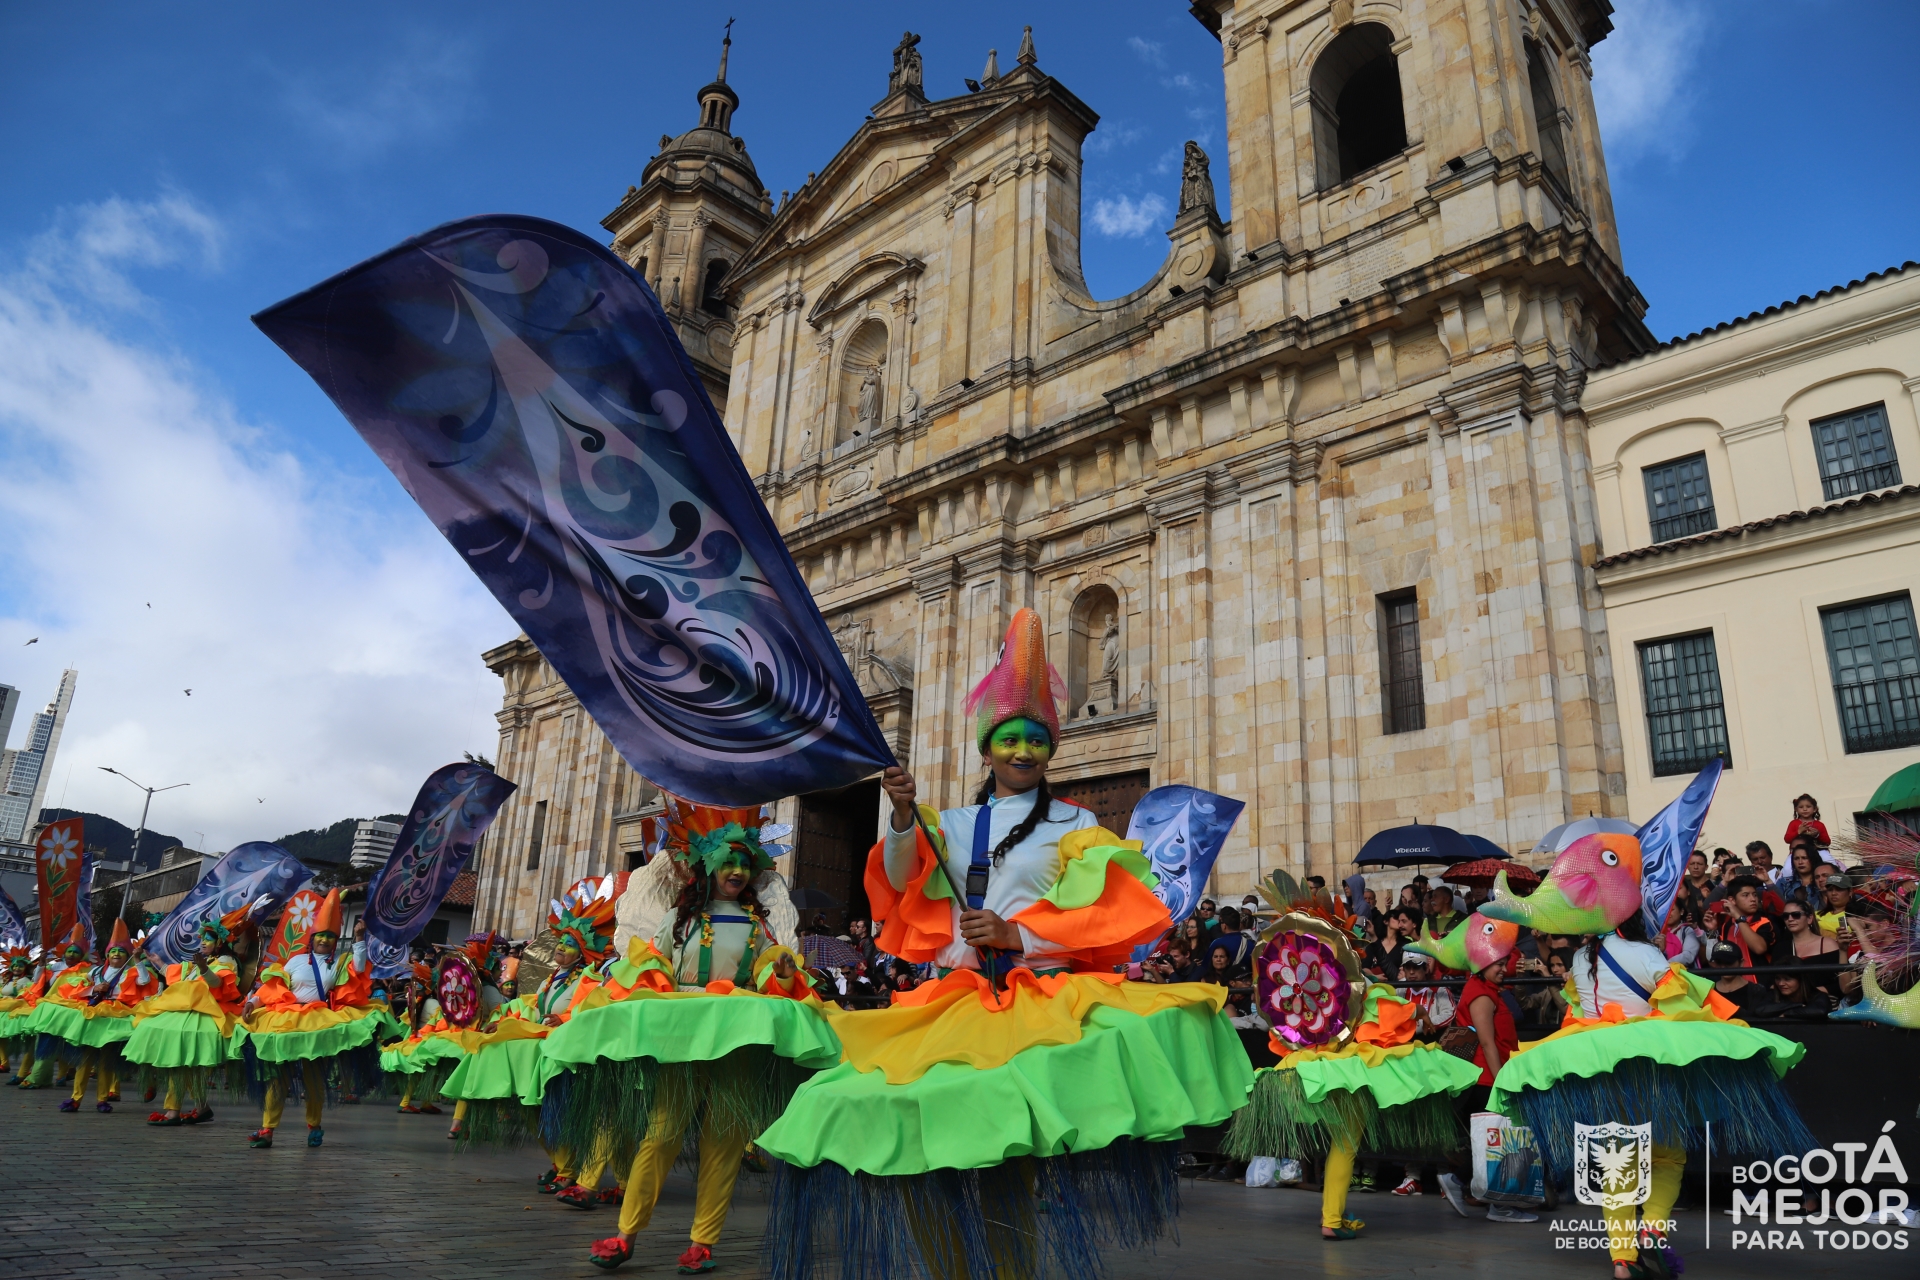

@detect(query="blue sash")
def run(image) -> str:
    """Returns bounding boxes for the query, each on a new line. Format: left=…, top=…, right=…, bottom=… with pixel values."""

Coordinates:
left=1597, top=944, right=1653, bottom=1002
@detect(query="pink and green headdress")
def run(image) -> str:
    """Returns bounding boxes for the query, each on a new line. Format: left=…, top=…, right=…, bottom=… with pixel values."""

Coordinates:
left=965, top=607, right=1065, bottom=752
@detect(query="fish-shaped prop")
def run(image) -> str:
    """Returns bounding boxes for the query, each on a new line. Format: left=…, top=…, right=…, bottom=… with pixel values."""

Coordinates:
left=254, top=215, right=894, bottom=807
left=1476, top=833, right=1644, bottom=936
left=1405, top=912, right=1518, bottom=973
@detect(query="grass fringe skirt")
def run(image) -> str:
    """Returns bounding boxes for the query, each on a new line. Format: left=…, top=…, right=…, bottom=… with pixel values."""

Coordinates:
left=1223, top=1065, right=1463, bottom=1159
left=1506, top=1055, right=1816, bottom=1179
left=764, top=1136, right=1181, bottom=1280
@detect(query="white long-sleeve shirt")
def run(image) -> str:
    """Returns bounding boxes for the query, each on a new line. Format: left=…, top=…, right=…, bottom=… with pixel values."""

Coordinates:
left=287, top=942, right=367, bottom=1004
left=1569, top=936, right=1670, bottom=1018
left=884, top=789, right=1097, bottom=972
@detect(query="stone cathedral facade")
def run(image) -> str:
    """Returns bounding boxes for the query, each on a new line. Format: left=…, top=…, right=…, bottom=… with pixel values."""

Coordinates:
left=474, top=0, right=1650, bottom=937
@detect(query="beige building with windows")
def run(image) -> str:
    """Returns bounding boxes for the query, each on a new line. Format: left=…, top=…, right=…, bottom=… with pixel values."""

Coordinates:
left=474, top=1, right=1656, bottom=935
left=1584, top=263, right=1920, bottom=843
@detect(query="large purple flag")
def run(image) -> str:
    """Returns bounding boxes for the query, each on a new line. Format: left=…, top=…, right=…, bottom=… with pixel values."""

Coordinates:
left=253, top=216, right=894, bottom=806
left=145, top=842, right=314, bottom=966
left=364, top=762, right=515, bottom=953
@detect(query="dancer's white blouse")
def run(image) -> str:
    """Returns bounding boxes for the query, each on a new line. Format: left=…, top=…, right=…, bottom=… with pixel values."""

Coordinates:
left=883, top=789, right=1097, bottom=972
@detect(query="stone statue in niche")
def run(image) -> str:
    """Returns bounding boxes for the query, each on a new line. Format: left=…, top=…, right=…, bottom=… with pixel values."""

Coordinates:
left=1178, top=141, right=1216, bottom=216
left=1101, top=615, right=1121, bottom=679
left=889, top=32, right=923, bottom=94
left=855, top=363, right=883, bottom=434
left=1084, top=608, right=1121, bottom=717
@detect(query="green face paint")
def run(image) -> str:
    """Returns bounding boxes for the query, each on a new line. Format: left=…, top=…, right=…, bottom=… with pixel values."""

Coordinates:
left=986, top=717, right=1054, bottom=763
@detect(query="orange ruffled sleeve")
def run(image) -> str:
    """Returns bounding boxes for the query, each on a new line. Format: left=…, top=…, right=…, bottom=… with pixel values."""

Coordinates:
left=867, top=806, right=957, bottom=964
left=1008, top=828, right=1170, bottom=972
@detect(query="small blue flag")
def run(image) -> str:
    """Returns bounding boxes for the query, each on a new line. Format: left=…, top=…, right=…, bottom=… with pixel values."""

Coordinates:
left=145, top=842, right=314, bottom=967
left=1127, top=785, right=1246, bottom=958
left=253, top=216, right=895, bottom=806
left=1637, top=758, right=1723, bottom=938
left=364, top=762, right=515, bottom=954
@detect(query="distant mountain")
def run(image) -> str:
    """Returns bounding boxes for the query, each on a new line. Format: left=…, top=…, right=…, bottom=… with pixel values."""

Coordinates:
left=37, top=809, right=185, bottom=869
left=272, top=814, right=407, bottom=866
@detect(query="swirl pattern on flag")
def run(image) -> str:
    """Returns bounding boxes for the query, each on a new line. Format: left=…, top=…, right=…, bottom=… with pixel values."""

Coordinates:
left=0, top=883, right=27, bottom=949
left=1126, top=785, right=1246, bottom=927
left=364, top=762, right=515, bottom=951
left=252, top=216, right=894, bottom=806
left=143, top=841, right=315, bottom=967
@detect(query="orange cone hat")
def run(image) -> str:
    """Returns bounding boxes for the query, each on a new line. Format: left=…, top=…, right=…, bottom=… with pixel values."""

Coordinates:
left=63, top=922, right=89, bottom=953
left=313, top=887, right=345, bottom=937
left=106, top=917, right=133, bottom=954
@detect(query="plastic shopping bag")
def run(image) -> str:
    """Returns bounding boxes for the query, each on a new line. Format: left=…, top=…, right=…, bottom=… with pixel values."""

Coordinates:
left=1244, top=1156, right=1278, bottom=1187
left=1469, top=1111, right=1546, bottom=1206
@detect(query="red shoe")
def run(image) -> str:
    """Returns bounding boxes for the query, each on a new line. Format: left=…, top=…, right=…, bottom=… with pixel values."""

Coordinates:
left=676, top=1243, right=715, bottom=1274
left=587, top=1237, right=633, bottom=1271
left=188, top=1107, right=213, bottom=1124
left=147, top=1111, right=169, bottom=1124
left=418, top=1103, right=442, bottom=1115
left=397, top=1103, right=423, bottom=1114
left=555, top=1183, right=597, bottom=1210
left=143, top=1086, right=155, bottom=1102
left=102, top=1090, right=122, bottom=1102
left=597, top=1187, right=624, bottom=1205
left=249, top=1128, right=275, bottom=1148
left=537, top=1166, right=563, bottom=1194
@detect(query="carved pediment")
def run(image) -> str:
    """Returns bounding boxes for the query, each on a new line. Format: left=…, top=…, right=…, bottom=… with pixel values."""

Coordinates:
left=807, top=251, right=925, bottom=328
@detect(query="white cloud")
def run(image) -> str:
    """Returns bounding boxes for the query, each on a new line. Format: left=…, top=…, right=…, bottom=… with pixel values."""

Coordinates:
left=1084, top=122, right=1146, bottom=156
left=1127, top=36, right=1165, bottom=68
left=277, top=35, right=478, bottom=160
left=1590, top=0, right=1709, bottom=164
left=1089, top=192, right=1169, bottom=238
left=1163, top=72, right=1198, bottom=93
left=0, top=194, right=511, bottom=851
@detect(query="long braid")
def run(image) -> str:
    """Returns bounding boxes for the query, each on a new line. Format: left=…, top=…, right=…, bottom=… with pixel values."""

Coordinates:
left=984, top=778, right=1056, bottom=867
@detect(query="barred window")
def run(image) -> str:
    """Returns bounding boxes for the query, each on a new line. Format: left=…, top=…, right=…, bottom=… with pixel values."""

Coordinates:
left=1821, top=594, right=1920, bottom=754
left=1379, top=590, right=1426, bottom=734
left=1637, top=633, right=1731, bottom=777
left=1642, top=453, right=1717, bottom=543
left=1812, top=403, right=1902, bottom=501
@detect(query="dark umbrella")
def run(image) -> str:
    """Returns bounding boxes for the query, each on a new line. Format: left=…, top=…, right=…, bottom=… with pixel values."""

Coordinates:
left=1461, top=834, right=1512, bottom=862
left=1354, top=823, right=1480, bottom=868
left=800, top=934, right=863, bottom=968
left=788, top=887, right=843, bottom=911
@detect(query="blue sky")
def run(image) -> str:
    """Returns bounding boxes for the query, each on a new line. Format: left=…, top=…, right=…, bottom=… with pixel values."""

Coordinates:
left=0, top=0, right=1915, bottom=847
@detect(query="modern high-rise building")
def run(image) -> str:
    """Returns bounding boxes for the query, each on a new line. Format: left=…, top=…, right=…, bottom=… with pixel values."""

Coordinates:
left=0, top=670, right=78, bottom=844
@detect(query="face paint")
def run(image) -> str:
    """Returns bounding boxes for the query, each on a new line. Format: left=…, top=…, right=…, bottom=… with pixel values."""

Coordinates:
left=986, top=717, right=1053, bottom=764
left=107, top=948, right=129, bottom=964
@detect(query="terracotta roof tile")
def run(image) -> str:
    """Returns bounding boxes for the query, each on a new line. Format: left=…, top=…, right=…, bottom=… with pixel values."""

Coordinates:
left=1593, top=484, right=1920, bottom=570
left=442, top=868, right=478, bottom=908
left=1601, top=261, right=1918, bottom=367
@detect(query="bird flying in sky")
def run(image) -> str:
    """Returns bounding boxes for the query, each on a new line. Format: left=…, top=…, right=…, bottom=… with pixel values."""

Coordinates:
left=184, top=689, right=192, bottom=696
left=23, top=637, right=36, bottom=646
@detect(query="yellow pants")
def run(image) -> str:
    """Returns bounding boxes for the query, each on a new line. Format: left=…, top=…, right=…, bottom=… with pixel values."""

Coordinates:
left=399, top=1075, right=439, bottom=1109
left=262, top=1060, right=327, bottom=1130
left=163, top=1077, right=208, bottom=1114
left=71, top=1047, right=120, bottom=1103
left=1322, top=1137, right=1359, bottom=1229
left=1606, top=1144, right=1685, bottom=1262
left=4, top=1043, right=29, bottom=1077
left=452, top=1098, right=468, bottom=1125
left=618, top=1114, right=752, bottom=1245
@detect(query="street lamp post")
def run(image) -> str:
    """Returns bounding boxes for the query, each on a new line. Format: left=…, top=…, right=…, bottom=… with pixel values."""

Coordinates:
left=98, top=767, right=189, bottom=924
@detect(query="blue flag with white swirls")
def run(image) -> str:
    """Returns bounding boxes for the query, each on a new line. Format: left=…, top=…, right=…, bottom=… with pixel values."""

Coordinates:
left=254, top=215, right=895, bottom=806
left=1636, top=758, right=1722, bottom=939
left=364, top=763, right=515, bottom=955
left=1126, top=785, right=1246, bottom=959
left=0, top=883, right=26, bottom=948
left=145, top=842, right=313, bottom=967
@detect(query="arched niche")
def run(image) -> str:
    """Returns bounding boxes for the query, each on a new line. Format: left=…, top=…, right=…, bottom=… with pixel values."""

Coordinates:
left=1525, top=41, right=1571, bottom=189
left=835, top=318, right=888, bottom=449
left=1310, top=22, right=1408, bottom=190
left=1067, top=584, right=1123, bottom=719
left=701, top=259, right=731, bottom=317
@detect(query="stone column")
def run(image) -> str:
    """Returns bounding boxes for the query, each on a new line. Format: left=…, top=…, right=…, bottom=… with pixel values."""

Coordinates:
left=909, top=558, right=962, bottom=808
left=683, top=211, right=713, bottom=311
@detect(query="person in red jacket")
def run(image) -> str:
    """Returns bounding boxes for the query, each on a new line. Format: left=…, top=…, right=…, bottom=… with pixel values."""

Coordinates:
left=1783, top=794, right=1831, bottom=852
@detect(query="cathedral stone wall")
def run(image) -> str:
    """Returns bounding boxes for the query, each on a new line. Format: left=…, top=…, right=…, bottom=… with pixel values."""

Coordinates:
left=474, top=0, right=1650, bottom=931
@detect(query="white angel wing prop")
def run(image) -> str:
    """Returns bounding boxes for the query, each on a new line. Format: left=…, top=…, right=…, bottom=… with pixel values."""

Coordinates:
left=612, top=852, right=689, bottom=958
left=754, top=869, right=800, bottom=950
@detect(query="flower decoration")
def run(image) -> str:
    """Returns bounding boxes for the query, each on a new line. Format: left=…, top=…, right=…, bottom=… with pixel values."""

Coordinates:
left=285, top=897, right=318, bottom=932
left=1258, top=929, right=1354, bottom=1048
left=38, top=828, right=79, bottom=869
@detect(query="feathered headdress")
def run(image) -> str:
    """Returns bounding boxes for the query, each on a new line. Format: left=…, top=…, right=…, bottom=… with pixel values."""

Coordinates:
left=965, top=608, right=1065, bottom=752
left=2, top=944, right=30, bottom=968
left=548, top=876, right=617, bottom=962
left=197, top=899, right=258, bottom=947
left=663, top=792, right=774, bottom=877
left=461, top=930, right=504, bottom=976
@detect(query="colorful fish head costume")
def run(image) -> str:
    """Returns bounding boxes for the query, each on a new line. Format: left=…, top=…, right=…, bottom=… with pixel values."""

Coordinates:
left=549, top=876, right=617, bottom=965
left=965, top=607, right=1066, bottom=753
left=1251, top=870, right=1368, bottom=1050
left=1405, top=912, right=1519, bottom=973
left=1475, top=833, right=1645, bottom=935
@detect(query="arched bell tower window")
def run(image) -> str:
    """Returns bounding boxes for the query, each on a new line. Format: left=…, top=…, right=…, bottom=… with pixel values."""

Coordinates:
left=701, top=259, right=731, bottom=317
left=1526, top=41, right=1571, bottom=189
left=1310, top=23, right=1409, bottom=189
